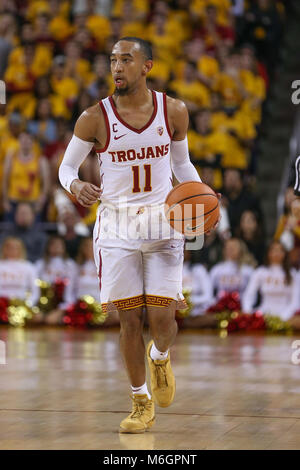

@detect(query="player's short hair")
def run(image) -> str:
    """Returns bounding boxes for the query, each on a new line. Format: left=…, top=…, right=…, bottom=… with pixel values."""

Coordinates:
left=118, top=37, right=153, bottom=61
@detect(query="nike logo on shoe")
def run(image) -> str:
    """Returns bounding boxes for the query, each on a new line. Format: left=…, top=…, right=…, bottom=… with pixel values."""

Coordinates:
left=114, top=134, right=127, bottom=140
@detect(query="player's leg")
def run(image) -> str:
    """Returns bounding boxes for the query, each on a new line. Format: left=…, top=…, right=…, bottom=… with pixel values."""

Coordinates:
left=94, top=239, right=154, bottom=433
left=146, top=300, right=177, bottom=353
left=119, top=305, right=145, bottom=388
left=143, top=237, right=184, bottom=408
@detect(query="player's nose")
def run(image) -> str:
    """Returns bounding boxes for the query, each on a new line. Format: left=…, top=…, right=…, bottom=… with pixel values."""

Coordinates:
left=115, top=60, right=124, bottom=72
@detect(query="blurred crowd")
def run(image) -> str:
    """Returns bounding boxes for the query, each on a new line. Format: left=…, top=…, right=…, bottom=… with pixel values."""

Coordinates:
left=0, top=0, right=299, bottom=327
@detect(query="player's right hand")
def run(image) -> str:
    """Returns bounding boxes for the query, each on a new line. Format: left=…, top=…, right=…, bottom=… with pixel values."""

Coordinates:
left=70, top=179, right=102, bottom=207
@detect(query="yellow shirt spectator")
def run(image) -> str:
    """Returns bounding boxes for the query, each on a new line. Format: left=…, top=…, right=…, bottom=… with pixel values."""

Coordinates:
left=7, top=143, right=42, bottom=202
left=7, top=44, right=52, bottom=77
left=212, top=109, right=257, bottom=141
left=191, top=0, right=231, bottom=24
left=86, top=15, right=110, bottom=48
left=213, top=72, right=244, bottom=107
left=49, top=15, right=74, bottom=41
left=174, top=55, right=219, bottom=81
left=170, top=79, right=211, bottom=108
left=112, top=0, right=149, bottom=19
left=51, top=76, right=79, bottom=102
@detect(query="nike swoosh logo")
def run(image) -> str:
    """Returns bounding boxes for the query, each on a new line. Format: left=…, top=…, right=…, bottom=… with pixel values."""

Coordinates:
left=185, top=214, right=212, bottom=231
left=114, top=134, right=127, bottom=140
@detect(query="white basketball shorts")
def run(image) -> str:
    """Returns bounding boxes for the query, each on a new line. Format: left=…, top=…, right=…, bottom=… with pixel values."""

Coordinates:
left=93, top=202, right=185, bottom=313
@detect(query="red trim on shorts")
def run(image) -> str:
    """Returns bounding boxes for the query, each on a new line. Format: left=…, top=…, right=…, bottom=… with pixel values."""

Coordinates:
left=108, top=90, right=157, bottom=134
left=163, top=93, right=172, bottom=139
left=97, top=101, right=110, bottom=152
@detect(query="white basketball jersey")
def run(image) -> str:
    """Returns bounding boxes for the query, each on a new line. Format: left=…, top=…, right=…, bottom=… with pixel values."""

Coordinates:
left=96, top=90, right=173, bottom=207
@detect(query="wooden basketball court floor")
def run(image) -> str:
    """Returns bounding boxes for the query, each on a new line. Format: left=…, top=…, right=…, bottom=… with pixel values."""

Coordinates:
left=0, top=326, right=299, bottom=450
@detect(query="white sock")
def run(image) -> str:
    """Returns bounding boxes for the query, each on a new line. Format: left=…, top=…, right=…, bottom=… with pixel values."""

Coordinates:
left=150, top=342, right=169, bottom=361
left=131, top=382, right=151, bottom=399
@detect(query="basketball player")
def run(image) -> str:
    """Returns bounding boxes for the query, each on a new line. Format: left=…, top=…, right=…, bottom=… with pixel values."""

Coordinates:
left=59, top=37, right=218, bottom=433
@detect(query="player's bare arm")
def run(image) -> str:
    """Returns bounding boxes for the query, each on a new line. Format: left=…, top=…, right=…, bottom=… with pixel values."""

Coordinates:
left=166, top=96, right=189, bottom=141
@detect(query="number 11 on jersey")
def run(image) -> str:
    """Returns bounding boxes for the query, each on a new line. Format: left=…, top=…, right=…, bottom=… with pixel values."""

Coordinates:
left=132, top=164, right=152, bottom=193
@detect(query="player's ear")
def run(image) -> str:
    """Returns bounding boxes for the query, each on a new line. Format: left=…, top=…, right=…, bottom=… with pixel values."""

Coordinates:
left=142, top=60, right=153, bottom=75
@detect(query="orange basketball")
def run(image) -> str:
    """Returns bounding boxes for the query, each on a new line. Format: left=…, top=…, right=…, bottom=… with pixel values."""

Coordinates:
left=164, top=181, right=220, bottom=236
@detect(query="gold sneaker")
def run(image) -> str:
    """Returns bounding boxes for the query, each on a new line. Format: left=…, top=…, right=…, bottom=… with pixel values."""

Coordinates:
left=119, top=394, right=155, bottom=434
left=146, top=340, right=176, bottom=408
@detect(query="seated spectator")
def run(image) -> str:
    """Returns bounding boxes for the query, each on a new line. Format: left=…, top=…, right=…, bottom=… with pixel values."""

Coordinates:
left=147, top=14, right=181, bottom=68
left=35, top=235, right=77, bottom=324
left=239, top=43, right=266, bottom=126
left=274, top=187, right=300, bottom=252
left=30, top=75, right=69, bottom=120
left=0, top=12, right=15, bottom=78
left=213, top=49, right=248, bottom=107
left=241, top=0, right=283, bottom=73
left=181, top=248, right=217, bottom=330
left=27, top=98, right=58, bottom=148
left=169, top=62, right=211, bottom=111
left=35, top=235, right=77, bottom=293
left=242, top=241, right=299, bottom=321
left=174, top=38, right=219, bottom=89
left=236, top=209, right=265, bottom=264
left=5, top=40, right=52, bottom=118
left=222, top=168, right=263, bottom=234
left=63, top=40, right=93, bottom=88
left=57, top=209, right=89, bottom=259
left=193, top=229, right=223, bottom=270
left=194, top=3, right=235, bottom=53
left=0, top=112, right=24, bottom=211
left=0, top=237, right=39, bottom=306
left=87, top=54, right=110, bottom=99
left=75, top=237, right=119, bottom=326
left=188, top=109, right=225, bottom=178
left=2, top=131, right=50, bottom=221
left=0, top=202, right=48, bottom=262
left=50, top=56, right=79, bottom=112
left=210, top=237, right=256, bottom=300
left=182, top=249, right=213, bottom=316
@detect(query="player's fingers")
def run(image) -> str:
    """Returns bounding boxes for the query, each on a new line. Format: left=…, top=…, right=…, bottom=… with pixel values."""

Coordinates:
left=80, top=189, right=98, bottom=202
left=85, top=186, right=102, bottom=198
left=216, top=192, right=222, bottom=200
left=90, top=184, right=102, bottom=194
left=78, top=195, right=96, bottom=206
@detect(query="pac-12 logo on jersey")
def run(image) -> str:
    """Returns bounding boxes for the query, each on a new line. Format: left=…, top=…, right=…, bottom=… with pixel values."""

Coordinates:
left=157, top=126, right=164, bottom=136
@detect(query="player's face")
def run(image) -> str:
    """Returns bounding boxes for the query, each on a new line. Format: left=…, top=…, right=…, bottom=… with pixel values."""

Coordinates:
left=110, top=41, right=151, bottom=95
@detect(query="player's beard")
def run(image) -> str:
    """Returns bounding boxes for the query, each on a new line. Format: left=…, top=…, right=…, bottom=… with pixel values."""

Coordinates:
left=114, top=85, right=130, bottom=96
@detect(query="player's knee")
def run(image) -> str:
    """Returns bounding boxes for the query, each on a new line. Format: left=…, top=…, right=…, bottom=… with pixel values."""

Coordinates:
left=149, top=312, right=176, bottom=338
left=119, top=308, right=143, bottom=335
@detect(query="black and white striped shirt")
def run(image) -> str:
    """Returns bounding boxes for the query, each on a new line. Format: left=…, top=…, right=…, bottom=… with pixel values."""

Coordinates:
left=295, top=155, right=300, bottom=196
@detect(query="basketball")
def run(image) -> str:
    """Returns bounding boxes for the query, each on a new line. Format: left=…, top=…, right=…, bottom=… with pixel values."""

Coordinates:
left=164, top=181, right=220, bottom=236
